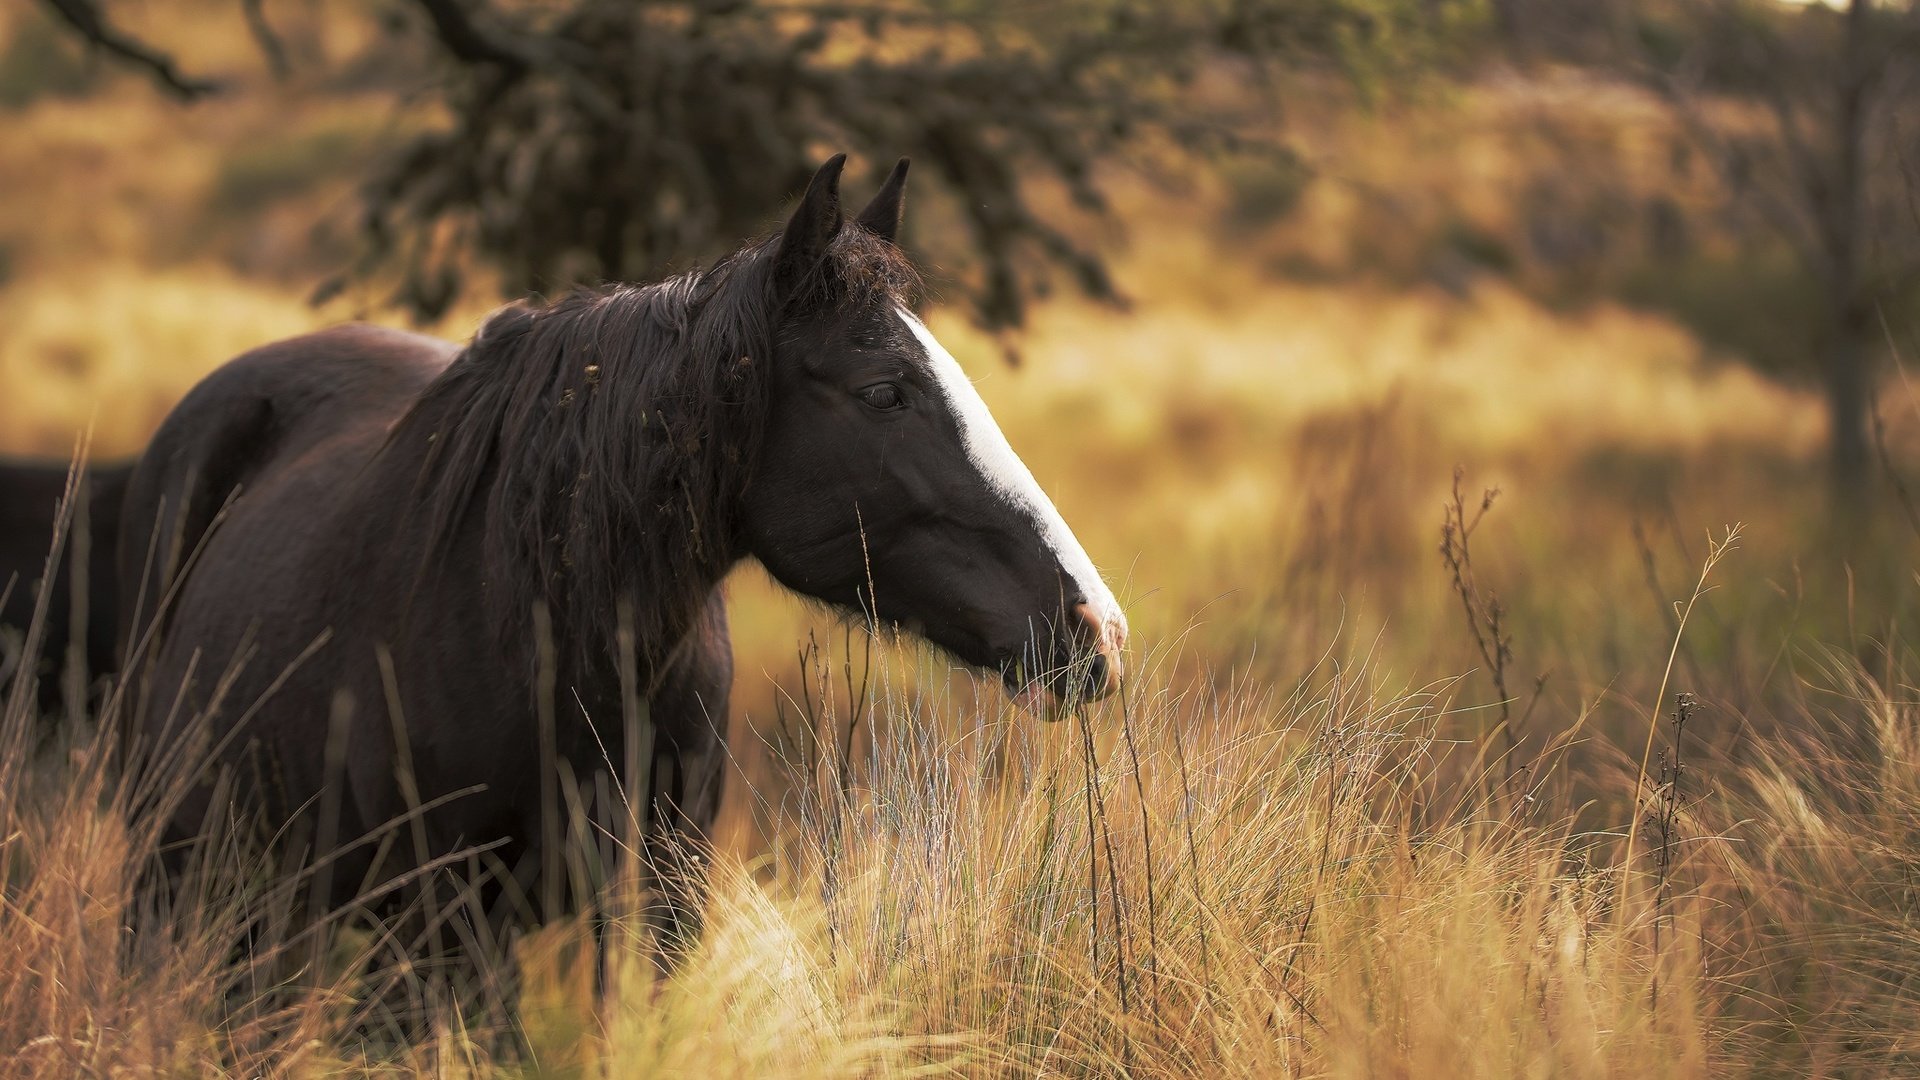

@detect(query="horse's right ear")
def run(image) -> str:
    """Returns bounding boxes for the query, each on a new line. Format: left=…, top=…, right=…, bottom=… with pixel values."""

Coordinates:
left=774, top=154, right=847, bottom=293
left=854, top=158, right=910, bottom=244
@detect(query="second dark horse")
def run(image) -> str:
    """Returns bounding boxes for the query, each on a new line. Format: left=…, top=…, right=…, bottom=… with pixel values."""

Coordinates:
left=0, top=457, right=129, bottom=717
left=120, top=156, right=1128, bottom=938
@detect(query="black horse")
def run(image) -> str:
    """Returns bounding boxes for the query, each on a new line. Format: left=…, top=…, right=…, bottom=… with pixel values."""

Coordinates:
left=0, top=456, right=130, bottom=717
left=119, top=155, right=1127, bottom=936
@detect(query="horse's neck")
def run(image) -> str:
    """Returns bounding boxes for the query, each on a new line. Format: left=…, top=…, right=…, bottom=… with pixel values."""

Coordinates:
left=388, top=308, right=751, bottom=699
left=476, top=451, right=740, bottom=698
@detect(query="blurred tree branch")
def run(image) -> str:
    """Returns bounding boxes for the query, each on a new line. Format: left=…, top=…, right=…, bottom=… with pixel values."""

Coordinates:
left=240, top=0, right=290, bottom=79
left=41, top=0, right=221, bottom=100
left=409, top=0, right=534, bottom=73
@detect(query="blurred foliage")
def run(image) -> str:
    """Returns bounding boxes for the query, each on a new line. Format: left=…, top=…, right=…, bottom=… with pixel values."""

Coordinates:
left=33, top=0, right=1488, bottom=330
left=343, top=0, right=1486, bottom=329
left=1219, top=152, right=1316, bottom=233
left=210, top=124, right=370, bottom=219
left=0, top=10, right=99, bottom=108
left=1616, top=247, right=1826, bottom=380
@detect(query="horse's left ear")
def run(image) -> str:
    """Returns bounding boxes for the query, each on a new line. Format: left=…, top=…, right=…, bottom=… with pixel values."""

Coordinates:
left=774, top=154, right=847, bottom=291
left=854, top=158, right=910, bottom=244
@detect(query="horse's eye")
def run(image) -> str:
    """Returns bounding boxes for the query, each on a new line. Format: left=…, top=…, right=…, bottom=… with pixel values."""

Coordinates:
left=859, top=383, right=905, bottom=411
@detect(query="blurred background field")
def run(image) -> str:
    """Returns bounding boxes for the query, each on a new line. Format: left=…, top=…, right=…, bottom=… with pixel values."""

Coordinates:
left=3, top=0, right=1920, bottom=1075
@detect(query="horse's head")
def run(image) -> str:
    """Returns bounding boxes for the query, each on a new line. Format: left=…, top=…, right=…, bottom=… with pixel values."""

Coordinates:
left=741, top=155, right=1126, bottom=718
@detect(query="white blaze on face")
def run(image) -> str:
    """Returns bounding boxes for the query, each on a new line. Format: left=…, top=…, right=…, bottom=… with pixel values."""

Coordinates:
left=897, top=308, right=1125, bottom=641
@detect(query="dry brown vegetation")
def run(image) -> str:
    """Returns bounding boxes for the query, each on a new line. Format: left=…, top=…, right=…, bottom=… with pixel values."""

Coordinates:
left=4, top=3, right=1920, bottom=1075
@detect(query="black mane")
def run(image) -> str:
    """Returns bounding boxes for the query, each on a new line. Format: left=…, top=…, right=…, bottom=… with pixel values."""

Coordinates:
left=395, top=227, right=919, bottom=683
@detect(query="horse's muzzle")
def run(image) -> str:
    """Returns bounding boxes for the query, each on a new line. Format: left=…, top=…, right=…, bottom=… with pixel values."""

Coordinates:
left=1005, top=601, right=1127, bottom=720
left=1074, top=601, right=1127, bottom=701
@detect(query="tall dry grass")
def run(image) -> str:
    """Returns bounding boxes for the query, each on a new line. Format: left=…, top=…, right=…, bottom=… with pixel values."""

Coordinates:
left=9, top=475, right=1908, bottom=1071
left=4, top=482, right=1919, bottom=1075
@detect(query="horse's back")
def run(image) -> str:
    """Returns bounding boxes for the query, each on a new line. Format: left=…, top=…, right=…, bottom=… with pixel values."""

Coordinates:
left=118, top=324, right=457, bottom=662
left=132, top=322, right=454, bottom=482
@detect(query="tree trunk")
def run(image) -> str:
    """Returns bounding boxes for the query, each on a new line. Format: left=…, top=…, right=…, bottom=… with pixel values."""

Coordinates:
left=1825, top=311, right=1872, bottom=512
left=1489, top=0, right=1525, bottom=42
left=1823, top=0, right=1875, bottom=516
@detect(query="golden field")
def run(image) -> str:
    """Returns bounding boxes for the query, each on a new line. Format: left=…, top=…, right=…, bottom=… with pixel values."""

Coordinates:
left=2, top=4, right=1918, bottom=1076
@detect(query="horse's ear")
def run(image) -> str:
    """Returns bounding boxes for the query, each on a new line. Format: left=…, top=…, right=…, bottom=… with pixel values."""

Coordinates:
left=854, top=158, right=910, bottom=245
left=774, top=154, right=847, bottom=290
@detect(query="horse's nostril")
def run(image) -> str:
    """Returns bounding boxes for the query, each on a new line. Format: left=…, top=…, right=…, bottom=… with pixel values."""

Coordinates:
left=1084, top=653, right=1109, bottom=695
